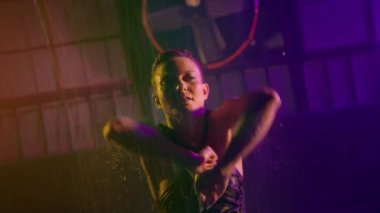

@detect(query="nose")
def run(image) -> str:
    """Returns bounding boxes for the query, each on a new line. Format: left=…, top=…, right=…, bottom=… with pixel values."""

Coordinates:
left=176, top=80, right=187, bottom=92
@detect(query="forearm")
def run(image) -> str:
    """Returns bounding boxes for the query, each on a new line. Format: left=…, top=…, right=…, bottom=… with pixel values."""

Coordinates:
left=217, top=90, right=281, bottom=174
left=103, top=119, right=204, bottom=168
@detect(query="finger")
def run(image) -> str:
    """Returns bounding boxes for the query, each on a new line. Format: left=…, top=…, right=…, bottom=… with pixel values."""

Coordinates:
left=199, top=193, right=206, bottom=203
left=205, top=161, right=217, bottom=167
left=209, top=160, right=217, bottom=166
left=211, top=193, right=218, bottom=205
left=206, top=163, right=216, bottom=169
left=205, top=197, right=212, bottom=209
left=204, top=165, right=213, bottom=171
left=205, top=154, right=215, bottom=161
left=205, top=162, right=217, bottom=169
left=205, top=159, right=215, bottom=164
left=206, top=156, right=217, bottom=162
left=205, top=161, right=216, bottom=167
left=205, top=194, right=218, bottom=210
left=209, top=153, right=217, bottom=160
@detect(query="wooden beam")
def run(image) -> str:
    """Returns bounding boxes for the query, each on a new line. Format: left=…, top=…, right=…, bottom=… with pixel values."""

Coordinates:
left=0, top=79, right=129, bottom=109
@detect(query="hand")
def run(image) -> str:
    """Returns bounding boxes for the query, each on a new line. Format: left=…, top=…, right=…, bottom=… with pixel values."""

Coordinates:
left=194, top=146, right=218, bottom=174
left=196, top=166, right=230, bottom=209
left=111, top=116, right=138, bottom=132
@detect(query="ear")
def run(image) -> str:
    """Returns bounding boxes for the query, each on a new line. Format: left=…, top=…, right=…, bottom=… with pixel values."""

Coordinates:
left=153, top=95, right=162, bottom=109
left=202, top=83, right=210, bottom=100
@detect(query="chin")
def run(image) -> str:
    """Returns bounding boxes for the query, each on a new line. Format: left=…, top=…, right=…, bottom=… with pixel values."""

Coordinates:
left=188, top=106, right=206, bottom=114
left=176, top=104, right=204, bottom=114
left=183, top=104, right=198, bottom=111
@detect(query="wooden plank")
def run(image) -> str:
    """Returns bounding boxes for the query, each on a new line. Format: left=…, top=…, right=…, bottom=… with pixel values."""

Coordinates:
left=17, top=106, right=46, bottom=159
left=0, top=110, right=21, bottom=162
left=0, top=79, right=129, bottom=109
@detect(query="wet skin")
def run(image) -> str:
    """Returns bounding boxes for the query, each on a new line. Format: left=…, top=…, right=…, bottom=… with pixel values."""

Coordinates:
left=152, top=56, right=210, bottom=128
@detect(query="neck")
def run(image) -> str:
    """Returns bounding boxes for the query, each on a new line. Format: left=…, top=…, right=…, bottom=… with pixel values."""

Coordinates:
left=165, top=108, right=207, bottom=149
left=165, top=107, right=206, bottom=132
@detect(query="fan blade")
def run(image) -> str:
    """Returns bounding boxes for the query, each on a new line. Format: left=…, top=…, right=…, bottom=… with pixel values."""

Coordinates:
left=204, top=0, right=244, bottom=18
left=148, top=6, right=190, bottom=33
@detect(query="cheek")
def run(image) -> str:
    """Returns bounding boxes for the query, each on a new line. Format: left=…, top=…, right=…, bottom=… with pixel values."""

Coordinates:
left=193, top=87, right=206, bottom=102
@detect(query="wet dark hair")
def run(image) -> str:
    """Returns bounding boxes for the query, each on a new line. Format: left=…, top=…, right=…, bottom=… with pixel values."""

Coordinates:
left=151, top=49, right=203, bottom=90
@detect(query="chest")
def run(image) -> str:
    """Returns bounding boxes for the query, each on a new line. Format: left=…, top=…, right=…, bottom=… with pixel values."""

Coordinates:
left=207, top=120, right=244, bottom=175
left=206, top=124, right=232, bottom=158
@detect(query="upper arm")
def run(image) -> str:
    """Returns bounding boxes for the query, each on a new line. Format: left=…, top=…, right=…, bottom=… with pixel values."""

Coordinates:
left=103, top=118, right=205, bottom=167
left=212, top=88, right=281, bottom=133
left=208, top=88, right=281, bottom=172
left=102, top=119, right=141, bottom=152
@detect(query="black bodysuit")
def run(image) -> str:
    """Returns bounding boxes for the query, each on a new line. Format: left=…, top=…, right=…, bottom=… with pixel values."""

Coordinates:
left=156, top=111, right=245, bottom=213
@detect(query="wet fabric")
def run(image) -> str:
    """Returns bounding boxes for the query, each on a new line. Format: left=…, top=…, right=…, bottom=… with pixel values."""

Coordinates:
left=202, top=169, right=245, bottom=213
left=156, top=111, right=245, bottom=213
left=157, top=167, right=245, bottom=213
left=157, top=169, right=199, bottom=213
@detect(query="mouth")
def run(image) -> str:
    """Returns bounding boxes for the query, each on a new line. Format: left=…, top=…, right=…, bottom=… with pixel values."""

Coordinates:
left=180, top=96, right=193, bottom=105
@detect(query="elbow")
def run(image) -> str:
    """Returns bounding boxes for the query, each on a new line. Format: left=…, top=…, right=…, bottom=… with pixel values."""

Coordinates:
left=266, top=89, right=282, bottom=108
left=255, top=87, right=282, bottom=108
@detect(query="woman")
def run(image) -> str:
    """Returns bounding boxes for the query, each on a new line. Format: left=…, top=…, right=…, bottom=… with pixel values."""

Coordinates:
left=103, top=50, right=281, bottom=212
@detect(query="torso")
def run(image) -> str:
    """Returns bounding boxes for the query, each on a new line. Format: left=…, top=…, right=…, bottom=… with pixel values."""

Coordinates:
left=155, top=110, right=245, bottom=212
left=207, top=110, right=243, bottom=175
left=167, top=110, right=243, bottom=175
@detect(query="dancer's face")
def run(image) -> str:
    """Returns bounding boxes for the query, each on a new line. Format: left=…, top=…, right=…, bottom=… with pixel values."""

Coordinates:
left=152, top=56, right=209, bottom=116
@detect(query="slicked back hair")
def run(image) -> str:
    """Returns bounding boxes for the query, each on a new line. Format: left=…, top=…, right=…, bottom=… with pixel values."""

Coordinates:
left=151, top=49, right=204, bottom=93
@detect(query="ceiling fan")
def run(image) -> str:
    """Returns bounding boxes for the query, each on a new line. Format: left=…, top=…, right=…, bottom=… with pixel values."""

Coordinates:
left=143, top=0, right=247, bottom=65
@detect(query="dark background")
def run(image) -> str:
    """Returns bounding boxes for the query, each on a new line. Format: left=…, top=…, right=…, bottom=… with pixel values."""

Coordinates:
left=0, top=0, right=379, bottom=212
